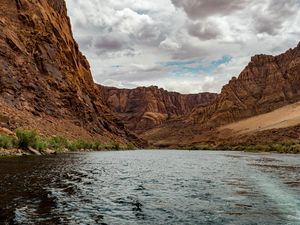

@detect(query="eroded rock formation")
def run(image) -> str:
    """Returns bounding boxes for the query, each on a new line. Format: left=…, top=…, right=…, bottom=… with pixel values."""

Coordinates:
left=0, top=0, right=141, bottom=145
left=190, top=42, right=300, bottom=127
left=100, top=85, right=217, bottom=134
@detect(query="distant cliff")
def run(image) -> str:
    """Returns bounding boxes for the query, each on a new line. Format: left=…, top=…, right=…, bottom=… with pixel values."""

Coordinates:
left=0, top=0, right=141, bottom=145
left=143, top=42, right=300, bottom=147
left=189, top=42, right=300, bottom=127
left=100, top=85, right=217, bottom=134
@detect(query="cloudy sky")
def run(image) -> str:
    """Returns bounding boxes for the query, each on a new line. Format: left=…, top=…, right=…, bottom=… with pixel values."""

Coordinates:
left=65, top=0, right=300, bottom=94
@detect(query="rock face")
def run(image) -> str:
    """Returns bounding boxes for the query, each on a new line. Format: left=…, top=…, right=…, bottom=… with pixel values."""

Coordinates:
left=0, top=0, right=141, bottom=145
left=190, top=42, right=300, bottom=127
left=144, top=42, right=300, bottom=147
left=100, top=85, right=218, bottom=134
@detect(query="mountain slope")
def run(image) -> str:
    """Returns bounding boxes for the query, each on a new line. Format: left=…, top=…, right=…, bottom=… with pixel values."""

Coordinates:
left=143, top=42, right=300, bottom=147
left=100, top=85, right=217, bottom=134
left=220, top=101, right=300, bottom=135
left=190, top=42, right=300, bottom=127
left=0, top=0, right=141, bottom=145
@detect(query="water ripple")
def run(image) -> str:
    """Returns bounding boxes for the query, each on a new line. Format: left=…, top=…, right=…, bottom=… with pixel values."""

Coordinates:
left=0, top=150, right=299, bottom=224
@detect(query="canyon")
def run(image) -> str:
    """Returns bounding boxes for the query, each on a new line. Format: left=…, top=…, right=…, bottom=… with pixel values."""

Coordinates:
left=0, top=0, right=299, bottom=150
left=100, top=85, right=217, bottom=134
left=142, top=42, right=300, bottom=147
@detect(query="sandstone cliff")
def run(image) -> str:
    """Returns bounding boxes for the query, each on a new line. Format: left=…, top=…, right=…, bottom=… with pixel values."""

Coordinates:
left=143, top=42, right=300, bottom=147
left=99, top=85, right=217, bottom=134
left=0, top=0, right=141, bottom=145
left=190, top=42, right=300, bottom=127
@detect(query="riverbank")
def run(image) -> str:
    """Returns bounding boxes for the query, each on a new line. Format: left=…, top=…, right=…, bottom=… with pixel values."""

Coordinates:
left=182, top=143, right=300, bottom=154
left=0, top=145, right=136, bottom=157
left=0, top=147, right=132, bottom=157
left=0, top=129, right=136, bottom=157
left=2, top=129, right=300, bottom=157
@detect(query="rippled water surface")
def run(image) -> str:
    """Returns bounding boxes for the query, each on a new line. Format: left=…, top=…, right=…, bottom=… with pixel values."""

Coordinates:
left=0, top=150, right=300, bottom=225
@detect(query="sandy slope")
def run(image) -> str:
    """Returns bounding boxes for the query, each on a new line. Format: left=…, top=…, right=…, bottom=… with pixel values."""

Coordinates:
left=220, top=102, right=300, bottom=134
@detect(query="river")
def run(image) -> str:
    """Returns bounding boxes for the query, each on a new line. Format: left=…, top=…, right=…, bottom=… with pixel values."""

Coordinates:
left=0, top=150, right=299, bottom=225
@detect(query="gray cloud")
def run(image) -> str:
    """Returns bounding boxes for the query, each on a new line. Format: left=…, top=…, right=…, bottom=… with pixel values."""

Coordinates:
left=171, top=0, right=248, bottom=20
left=171, top=43, right=208, bottom=60
left=76, top=36, right=93, bottom=50
left=171, top=0, right=300, bottom=36
left=94, top=36, right=126, bottom=52
left=188, top=21, right=221, bottom=40
left=253, top=0, right=300, bottom=35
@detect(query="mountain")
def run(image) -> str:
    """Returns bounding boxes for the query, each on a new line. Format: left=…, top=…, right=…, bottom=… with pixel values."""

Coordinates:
left=189, top=42, right=300, bottom=127
left=0, top=0, right=141, bottom=145
left=143, top=42, right=300, bottom=147
left=99, top=85, right=218, bottom=134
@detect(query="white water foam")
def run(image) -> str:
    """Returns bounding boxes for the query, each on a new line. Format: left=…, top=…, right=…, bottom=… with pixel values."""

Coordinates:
left=249, top=167, right=300, bottom=224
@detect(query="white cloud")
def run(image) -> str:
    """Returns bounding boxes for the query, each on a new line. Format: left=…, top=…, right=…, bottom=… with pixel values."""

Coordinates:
left=159, top=38, right=181, bottom=51
left=66, top=0, right=300, bottom=94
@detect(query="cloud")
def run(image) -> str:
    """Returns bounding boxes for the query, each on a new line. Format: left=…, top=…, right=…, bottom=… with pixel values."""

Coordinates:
left=76, top=36, right=93, bottom=50
left=66, top=0, right=300, bottom=94
left=253, top=0, right=300, bottom=35
left=159, top=38, right=181, bottom=51
left=188, top=21, right=221, bottom=40
left=94, top=36, right=125, bottom=52
left=171, top=0, right=300, bottom=36
left=171, top=0, right=248, bottom=20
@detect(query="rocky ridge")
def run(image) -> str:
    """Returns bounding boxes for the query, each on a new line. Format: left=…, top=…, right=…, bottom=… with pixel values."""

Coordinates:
left=100, top=85, right=217, bottom=134
left=190, top=42, right=300, bottom=127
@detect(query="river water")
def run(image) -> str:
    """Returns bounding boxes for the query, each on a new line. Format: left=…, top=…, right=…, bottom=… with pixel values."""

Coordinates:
left=0, top=150, right=299, bottom=225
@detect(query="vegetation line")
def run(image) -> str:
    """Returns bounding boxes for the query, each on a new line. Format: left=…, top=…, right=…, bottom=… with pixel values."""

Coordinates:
left=0, top=129, right=135, bottom=157
left=183, top=143, right=300, bottom=154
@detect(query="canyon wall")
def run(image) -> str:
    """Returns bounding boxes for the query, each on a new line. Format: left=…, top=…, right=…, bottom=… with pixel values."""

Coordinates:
left=189, top=42, right=300, bottom=127
left=100, top=85, right=217, bottom=134
left=0, top=0, right=141, bottom=145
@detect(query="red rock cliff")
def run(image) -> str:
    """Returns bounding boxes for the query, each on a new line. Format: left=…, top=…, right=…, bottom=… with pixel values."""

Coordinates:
left=190, top=42, right=300, bottom=127
left=0, top=0, right=141, bottom=144
left=100, top=85, right=217, bottom=134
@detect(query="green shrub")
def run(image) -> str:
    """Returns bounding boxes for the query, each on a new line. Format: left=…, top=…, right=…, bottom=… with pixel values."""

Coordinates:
left=269, top=144, right=287, bottom=153
left=272, top=143, right=300, bottom=153
left=112, top=142, right=120, bottom=150
left=67, top=139, right=99, bottom=151
left=48, top=136, right=68, bottom=150
left=66, top=141, right=77, bottom=151
left=16, top=129, right=38, bottom=150
left=0, top=135, right=14, bottom=149
left=290, top=144, right=300, bottom=153
left=33, top=139, right=48, bottom=151
left=241, top=143, right=300, bottom=153
left=126, top=142, right=135, bottom=150
left=91, top=141, right=102, bottom=150
left=75, top=140, right=91, bottom=150
left=195, top=145, right=214, bottom=150
left=215, top=144, right=232, bottom=151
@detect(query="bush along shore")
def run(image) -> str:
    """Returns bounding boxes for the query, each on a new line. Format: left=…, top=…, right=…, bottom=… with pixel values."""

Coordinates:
left=0, top=129, right=136, bottom=157
left=183, top=143, right=300, bottom=154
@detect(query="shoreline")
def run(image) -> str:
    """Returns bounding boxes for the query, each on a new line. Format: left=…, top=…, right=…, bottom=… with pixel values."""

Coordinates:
left=0, top=129, right=136, bottom=157
left=180, top=144, right=300, bottom=154
left=1, top=146, right=299, bottom=158
left=0, top=147, right=138, bottom=158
